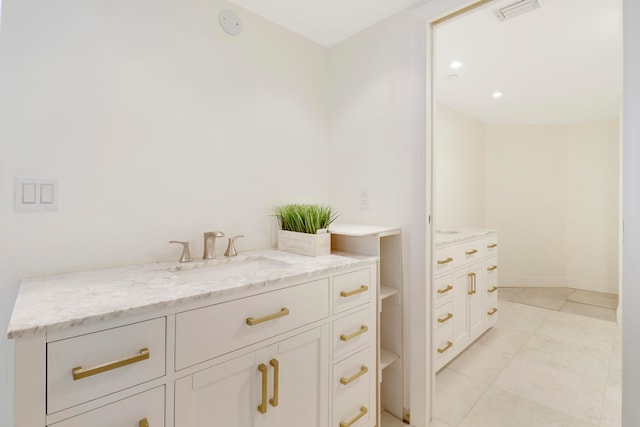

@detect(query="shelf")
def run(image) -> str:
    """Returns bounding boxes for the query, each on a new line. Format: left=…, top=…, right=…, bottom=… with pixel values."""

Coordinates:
left=380, top=286, right=399, bottom=301
left=328, top=223, right=401, bottom=237
left=380, top=347, right=400, bottom=371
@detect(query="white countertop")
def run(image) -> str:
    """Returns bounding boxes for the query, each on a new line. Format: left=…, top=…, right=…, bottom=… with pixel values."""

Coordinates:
left=7, top=249, right=376, bottom=339
left=329, top=223, right=400, bottom=237
left=435, top=228, right=497, bottom=247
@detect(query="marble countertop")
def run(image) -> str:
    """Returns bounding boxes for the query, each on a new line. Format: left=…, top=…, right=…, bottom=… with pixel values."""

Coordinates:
left=435, top=227, right=497, bottom=247
left=7, top=249, right=376, bottom=339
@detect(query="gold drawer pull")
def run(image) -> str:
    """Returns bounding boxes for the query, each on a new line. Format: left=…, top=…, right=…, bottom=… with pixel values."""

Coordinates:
left=340, top=325, right=368, bottom=342
left=437, top=284, right=453, bottom=294
left=340, top=406, right=368, bottom=427
left=340, top=365, right=368, bottom=385
left=139, top=419, right=149, bottom=427
left=437, top=257, right=453, bottom=265
left=340, top=285, right=368, bottom=298
left=437, top=313, right=453, bottom=323
left=487, top=265, right=498, bottom=271
left=72, top=348, right=150, bottom=381
left=465, top=249, right=478, bottom=255
left=488, top=308, right=498, bottom=316
left=488, top=286, right=498, bottom=293
left=257, top=363, right=268, bottom=414
left=246, top=307, right=290, bottom=326
left=270, top=359, right=279, bottom=408
left=437, top=341, right=453, bottom=354
left=487, top=243, right=497, bottom=249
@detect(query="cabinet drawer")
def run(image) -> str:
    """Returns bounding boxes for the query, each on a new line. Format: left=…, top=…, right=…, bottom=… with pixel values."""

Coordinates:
left=333, top=309, right=371, bottom=360
left=175, top=279, right=329, bottom=370
left=434, top=246, right=458, bottom=274
left=434, top=275, right=454, bottom=305
left=485, top=257, right=498, bottom=283
left=333, top=268, right=371, bottom=314
left=484, top=235, right=498, bottom=256
left=333, top=349, right=373, bottom=427
left=435, top=301, right=454, bottom=365
left=47, top=318, right=166, bottom=414
left=49, top=386, right=164, bottom=427
left=460, top=239, right=484, bottom=263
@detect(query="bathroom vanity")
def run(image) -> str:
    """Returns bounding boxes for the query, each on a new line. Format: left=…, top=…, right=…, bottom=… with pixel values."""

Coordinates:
left=8, top=250, right=378, bottom=427
left=434, top=229, right=498, bottom=371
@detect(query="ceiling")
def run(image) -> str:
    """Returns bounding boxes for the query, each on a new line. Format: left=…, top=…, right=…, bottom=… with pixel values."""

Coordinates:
left=227, top=0, right=426, bottom=47
left=434, top=0, right=623, bottom=125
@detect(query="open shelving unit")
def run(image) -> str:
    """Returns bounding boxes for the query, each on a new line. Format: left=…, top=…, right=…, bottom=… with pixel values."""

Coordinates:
left=329, top=223, right=405, bottom=426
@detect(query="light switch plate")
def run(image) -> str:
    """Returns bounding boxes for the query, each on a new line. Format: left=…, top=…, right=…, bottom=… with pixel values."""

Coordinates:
left=14, top=177, right=59, bottom=211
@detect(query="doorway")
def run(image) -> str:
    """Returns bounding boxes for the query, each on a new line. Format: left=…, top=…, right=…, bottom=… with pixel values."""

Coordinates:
left=429, top=0, right=622, bottom=425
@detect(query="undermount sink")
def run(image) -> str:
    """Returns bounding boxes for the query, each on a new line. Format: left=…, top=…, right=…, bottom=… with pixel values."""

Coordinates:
left=170, top=257, right=289, bottom=281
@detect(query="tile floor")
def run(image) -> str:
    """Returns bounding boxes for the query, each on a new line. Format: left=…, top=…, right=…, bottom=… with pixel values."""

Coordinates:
left=431, top=288, right=621, bottom=427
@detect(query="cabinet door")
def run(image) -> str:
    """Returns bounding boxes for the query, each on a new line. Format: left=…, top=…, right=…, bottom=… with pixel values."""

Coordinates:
left=452, top=269, right=471, bottom=350
left=174, top=352, right=266, bottom=427
left=260, top=326, right=329, bottom=427
left=468, top=262, right=485, bottom=338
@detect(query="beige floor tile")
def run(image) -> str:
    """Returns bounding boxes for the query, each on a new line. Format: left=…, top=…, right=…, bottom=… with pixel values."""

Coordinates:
left=449, top=343, right=513, bottom=385
left=599, top=385, right=621, bottom=427
left=560, top=302, right=617, bottom=322
left=381, top=411, right=406, bottom=427
left=493, top=358, right=606, bottom=425
left=496, top=302, right=552, bottom=333
left=567, top=289, right=618, bottom=309
left=475, top=326, right=530, bottom=356
left=429, top=418, right=453, bottom=427
left=509, top=287, right=574, bottom=310
left=536, top=311, right=616, bottom=352
left=458, top=387, right=596, bottom=427
left=435, top=369, right=489, bottom=426
left=497, top=287, right=525, bottom=300
left=516, top=332, right=610, bottom=383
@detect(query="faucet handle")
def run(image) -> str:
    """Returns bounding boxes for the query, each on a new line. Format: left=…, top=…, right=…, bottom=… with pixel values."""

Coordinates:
left=224, top=235, right=245, bottom=257
left=169, top=240, right=192, bottom=263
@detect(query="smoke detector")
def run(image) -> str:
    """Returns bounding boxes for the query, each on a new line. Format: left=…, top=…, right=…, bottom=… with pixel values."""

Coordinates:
left=494, top=0, right=542, bottom=21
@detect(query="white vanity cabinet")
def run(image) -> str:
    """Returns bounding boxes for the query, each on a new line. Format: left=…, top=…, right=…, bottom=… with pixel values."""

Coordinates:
left=434, top=231, right=498, bottom=371
left=175, top=326, right=329, bottom=427
left=10, top=254, right=377, bottom=427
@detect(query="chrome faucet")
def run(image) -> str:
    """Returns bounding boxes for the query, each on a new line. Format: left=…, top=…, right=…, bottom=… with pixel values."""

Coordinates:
left=169, top=240, right=192, bottom=263
left=203, top=231, right=225, bottom=259
left=224, top=235, right=245, bottom=257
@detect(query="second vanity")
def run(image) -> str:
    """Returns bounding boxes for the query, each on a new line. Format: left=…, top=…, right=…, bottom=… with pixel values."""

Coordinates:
left=433, top=229, right=499, bottom=371
left=8, top=250, right=378, bottom=427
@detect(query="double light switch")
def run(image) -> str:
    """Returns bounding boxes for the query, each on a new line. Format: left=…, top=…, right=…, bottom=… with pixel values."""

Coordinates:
left=14, top=177, right=58, bottom=211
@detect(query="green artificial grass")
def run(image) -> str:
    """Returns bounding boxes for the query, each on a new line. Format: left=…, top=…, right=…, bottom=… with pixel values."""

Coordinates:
left=273, top=204, right=338, bottom=234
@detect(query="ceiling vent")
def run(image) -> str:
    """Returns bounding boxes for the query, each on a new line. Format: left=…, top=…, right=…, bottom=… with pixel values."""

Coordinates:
left=494, top=0, right=542, bottom=21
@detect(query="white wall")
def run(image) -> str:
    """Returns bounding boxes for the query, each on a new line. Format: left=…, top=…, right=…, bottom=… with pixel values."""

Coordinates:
left=433, top=114, right=620, bottom=293
left=327, top=9, right=428, bottom=426
left=482, top=122, right=619, bottom=293
left=484, top=125, right=569, bottom=286
left=622, top=0, right=640, bottom=423
left=434, top=102, right=485, bottom=228
left=565, top=121, right=620, bottom=294
left=0, top=0, right=330, bottom=424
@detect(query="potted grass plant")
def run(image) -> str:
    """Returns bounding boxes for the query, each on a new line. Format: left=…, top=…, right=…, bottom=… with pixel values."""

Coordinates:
left=273, top=203, right=338, bottom=256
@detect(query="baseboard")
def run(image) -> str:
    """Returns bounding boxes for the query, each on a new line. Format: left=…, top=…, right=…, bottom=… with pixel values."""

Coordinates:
left=499, top=275, right=619, bottom=295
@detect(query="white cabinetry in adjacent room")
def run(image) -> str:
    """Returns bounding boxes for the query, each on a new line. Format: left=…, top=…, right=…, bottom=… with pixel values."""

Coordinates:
left=434, top=231, right=498, bottom=372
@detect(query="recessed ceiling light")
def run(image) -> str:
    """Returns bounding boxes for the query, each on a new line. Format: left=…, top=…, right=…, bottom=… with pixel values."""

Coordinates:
left=492, top=91, right=503, bottom=98
left=450, top=61, right=463, bottom=70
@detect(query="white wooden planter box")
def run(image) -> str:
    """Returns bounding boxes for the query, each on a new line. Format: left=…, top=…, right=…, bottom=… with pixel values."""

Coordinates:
left=277, top=230, right=331, bottom=256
